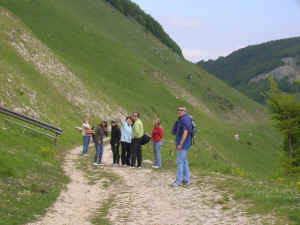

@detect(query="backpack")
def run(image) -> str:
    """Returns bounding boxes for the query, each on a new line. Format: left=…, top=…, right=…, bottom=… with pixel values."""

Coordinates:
left=191, top=120, right=197, bottom=144
left=141, top=133, right=151, bottom=145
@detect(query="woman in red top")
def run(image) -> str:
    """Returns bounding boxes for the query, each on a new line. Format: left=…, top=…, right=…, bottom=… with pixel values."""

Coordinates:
left=152, top=119, right=163, bottom=168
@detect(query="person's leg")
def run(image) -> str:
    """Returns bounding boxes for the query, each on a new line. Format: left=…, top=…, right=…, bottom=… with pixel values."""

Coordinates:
left=183, top=150, right=190, bottom=183
left=130, top=140, right=137, bottom=167
left=152, top=142, right=157, bottom=165
left=176, top=148, right=187, bottom=184
left=137, top=141, right=142, bottom=167
left=156, top=141, right=162, bottom=167
left=82, top=136, right=86, bottom=154
left=121, top=142, right=126, bottom=165
left=94, top=143, right=100, bottom=163
left=111, top=144, right=116, bottom=164
left=116, top=144, right=120, bottom=164
left=82, top=136, right=89, bottom=154
left=86, top=136, right=90, bottom=153
left=126, top=143, right=131, bottom=166
left=98, top=143, right=104, bottom=164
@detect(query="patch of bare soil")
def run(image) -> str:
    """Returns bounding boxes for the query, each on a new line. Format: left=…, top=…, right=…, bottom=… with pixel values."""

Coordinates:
left=26, top=146, right=110, bottom=225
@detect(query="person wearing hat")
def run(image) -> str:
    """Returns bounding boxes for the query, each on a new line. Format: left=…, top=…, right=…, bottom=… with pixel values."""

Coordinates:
left=94, top=121, right=106, bottom=165
left=110, top=120, right=121, bottom=166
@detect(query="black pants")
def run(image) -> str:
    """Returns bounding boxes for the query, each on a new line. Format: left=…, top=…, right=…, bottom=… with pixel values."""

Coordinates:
left=130, top=138, right=142, bottom=167
left=111, top=143, right=120, bottom=164
left=121, top=141, right=131, bottom=165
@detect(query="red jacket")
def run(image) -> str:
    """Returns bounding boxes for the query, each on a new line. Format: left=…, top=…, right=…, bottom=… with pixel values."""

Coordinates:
left=152, top=125, right=163, bottom=142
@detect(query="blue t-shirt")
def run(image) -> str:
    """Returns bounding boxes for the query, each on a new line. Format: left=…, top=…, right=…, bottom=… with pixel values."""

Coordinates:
left=172, top=114, right=193, bottom=150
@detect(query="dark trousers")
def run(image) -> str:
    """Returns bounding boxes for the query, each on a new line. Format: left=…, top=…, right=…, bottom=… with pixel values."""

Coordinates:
left=111, top=143, right=120, bottom=164
left=130, top=138, right=142, bottom=167
left=121, top=141, right=131, bottom=165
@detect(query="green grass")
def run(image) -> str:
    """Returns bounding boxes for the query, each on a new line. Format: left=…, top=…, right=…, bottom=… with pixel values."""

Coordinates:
left=0, top=120, right=69, bottom=225
left=212, top=173, right=300, bottom=225
left=91, top=196, right=115, bottom=225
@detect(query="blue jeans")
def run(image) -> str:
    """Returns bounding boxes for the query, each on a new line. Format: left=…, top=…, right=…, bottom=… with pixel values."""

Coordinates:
left=94, top=142, right=104, bottom=164
left=176, top=148, right=190, bottom=184
left=152, top=141, right=162, bottom=167
left=82, top=136, right=90, bottom=154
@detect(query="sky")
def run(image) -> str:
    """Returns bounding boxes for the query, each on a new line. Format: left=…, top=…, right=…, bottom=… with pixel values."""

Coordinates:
left=131, top=0, right=300, bottom=62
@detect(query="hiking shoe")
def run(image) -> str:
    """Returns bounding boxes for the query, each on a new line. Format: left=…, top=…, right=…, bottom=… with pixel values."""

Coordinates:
left=169, top=181, right=182, bottom=187
left=182, top=181, right=190, bottom=186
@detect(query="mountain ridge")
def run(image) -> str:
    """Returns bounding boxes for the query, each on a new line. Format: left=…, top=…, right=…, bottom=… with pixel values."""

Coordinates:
left=198, top=36, right=300, bottom=103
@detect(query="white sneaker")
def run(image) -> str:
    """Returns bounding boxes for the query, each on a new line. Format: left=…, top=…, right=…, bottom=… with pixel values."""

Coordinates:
left=152, top=165, right=160, bottom=169
left=137, top=166, right=142, bottom=169
left=129, top=166, right=135, bottom=168
left=123, top=164, right=127, bottom=168
left=170, top=181, right=182, bottom=187
left=93, top=162, right=98, bottom=166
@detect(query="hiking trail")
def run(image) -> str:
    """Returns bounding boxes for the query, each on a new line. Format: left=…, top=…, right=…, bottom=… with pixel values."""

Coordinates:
left=27, top=145, right=275, bottom=225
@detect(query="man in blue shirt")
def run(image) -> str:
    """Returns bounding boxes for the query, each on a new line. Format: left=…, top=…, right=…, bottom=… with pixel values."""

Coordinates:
left=171, top=106, right=193, bottom=187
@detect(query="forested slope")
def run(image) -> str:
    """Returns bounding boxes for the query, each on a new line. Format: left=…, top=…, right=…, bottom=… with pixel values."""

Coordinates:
left=198, top=36, right=300, bottom=103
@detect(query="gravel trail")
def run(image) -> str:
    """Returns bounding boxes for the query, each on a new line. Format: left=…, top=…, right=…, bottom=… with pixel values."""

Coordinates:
left=27, top=145, right=274, bottom=225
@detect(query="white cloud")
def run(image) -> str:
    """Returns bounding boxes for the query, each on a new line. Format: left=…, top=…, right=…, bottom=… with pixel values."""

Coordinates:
left=183, top=49, right=229, bottom=62
left=163, top=16, right=206, bottom=29
left=183, top=45, right=248, bottom=62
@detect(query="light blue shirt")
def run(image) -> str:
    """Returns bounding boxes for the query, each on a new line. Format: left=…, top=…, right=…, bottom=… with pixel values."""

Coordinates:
left=120, top=119, right=132, bottom=143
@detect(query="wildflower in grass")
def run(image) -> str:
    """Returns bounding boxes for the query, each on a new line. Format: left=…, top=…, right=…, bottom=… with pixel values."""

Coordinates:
left=276, top=177, right=284, bottom=182
left=289, top=181, right=295, bottom=187
left=297, top=181, right=300, bottom=185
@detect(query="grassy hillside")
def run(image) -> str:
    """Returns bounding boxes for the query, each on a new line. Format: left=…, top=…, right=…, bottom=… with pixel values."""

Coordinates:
left=0, top=0, right=291, bottom=224
left=198, top=37, right=300, bottom=103
left=104, top=0, right=183, bottom=57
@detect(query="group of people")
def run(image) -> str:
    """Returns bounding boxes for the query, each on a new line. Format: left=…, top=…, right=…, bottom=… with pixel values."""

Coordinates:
left=79, top=106, right=193, bottom=187
left=79, top=112, right=163, bottom=169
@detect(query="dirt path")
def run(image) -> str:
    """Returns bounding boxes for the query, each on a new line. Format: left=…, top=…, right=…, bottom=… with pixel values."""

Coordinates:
left=105, top=149, right=272, bottom=225
left=27, top=145, right=274, bottom=225
left=26, top=146, right=110, bottom=225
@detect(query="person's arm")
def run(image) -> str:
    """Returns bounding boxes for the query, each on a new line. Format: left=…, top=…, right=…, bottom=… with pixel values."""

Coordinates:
left=159, top=127, right=163, bottom=140
left=172, top=121, right=177, bottom=135
left=137, top=122, right=144, bottom=138
left=96, top=127, right=104, bottom=144
left=95, top=127, right=101, bottom=144
left=176, top=130, right=188, bottom=150
left=120, top=119, right=125, bottom=127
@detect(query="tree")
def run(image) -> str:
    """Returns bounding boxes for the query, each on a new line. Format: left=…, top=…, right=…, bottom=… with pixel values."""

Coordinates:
left=265, top=79, right=300, bottom=174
